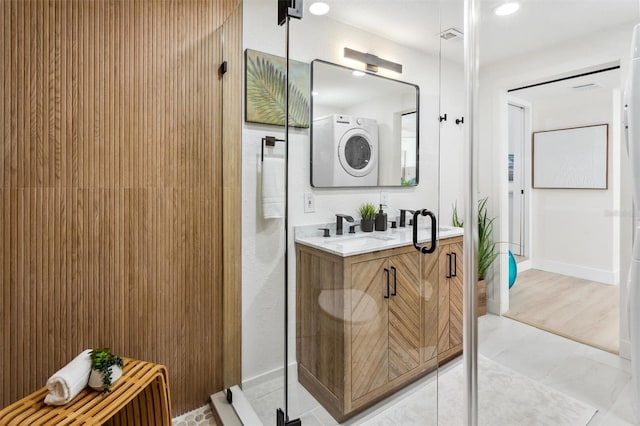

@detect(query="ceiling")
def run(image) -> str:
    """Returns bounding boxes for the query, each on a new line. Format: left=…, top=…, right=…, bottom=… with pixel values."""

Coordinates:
left=314, top=0, right=639, bottom=65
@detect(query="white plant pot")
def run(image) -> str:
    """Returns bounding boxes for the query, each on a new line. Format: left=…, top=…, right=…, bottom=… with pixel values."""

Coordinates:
left=88, top=365, right=123, bottom=391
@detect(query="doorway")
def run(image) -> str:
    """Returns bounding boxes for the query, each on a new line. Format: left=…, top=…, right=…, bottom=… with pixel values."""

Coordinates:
left=508, top=103, right=528, bottom=258
left=503, top=67, right=623, bottom=355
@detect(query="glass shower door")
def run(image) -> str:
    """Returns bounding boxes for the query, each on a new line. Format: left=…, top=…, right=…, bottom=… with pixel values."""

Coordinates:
left=282, top=1, right=447, bottom=424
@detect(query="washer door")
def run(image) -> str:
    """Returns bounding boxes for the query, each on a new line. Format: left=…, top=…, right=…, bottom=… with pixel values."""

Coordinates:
left=337, top=128, right=377, bottom=177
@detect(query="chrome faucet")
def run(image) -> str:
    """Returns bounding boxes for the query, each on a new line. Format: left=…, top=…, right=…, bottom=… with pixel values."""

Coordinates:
left=399, top=209, right=415, bottom=227
left=336, top=214, right=354, bottom=235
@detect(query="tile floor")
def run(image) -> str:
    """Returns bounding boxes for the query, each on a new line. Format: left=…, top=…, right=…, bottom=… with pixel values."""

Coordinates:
left=242, top=314, right=638, bottom=425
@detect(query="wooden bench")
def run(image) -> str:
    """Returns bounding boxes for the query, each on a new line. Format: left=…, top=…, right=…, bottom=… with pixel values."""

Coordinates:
left=0, top=358, right=172, bottom=425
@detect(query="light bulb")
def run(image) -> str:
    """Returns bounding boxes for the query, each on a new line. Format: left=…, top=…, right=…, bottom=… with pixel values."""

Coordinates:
left=309, top=2, right=330, bottom=16
left=494, top=2, right=520, bottom=16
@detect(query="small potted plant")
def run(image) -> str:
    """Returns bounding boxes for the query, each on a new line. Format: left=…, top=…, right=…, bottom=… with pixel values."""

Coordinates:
left=358, top=202, right=377, bottom=232
left=88, top=348, right=124, bottom=393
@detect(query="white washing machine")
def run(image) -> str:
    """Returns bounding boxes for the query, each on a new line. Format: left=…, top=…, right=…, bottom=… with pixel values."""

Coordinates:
left=311, top=114, right=379, bottom=187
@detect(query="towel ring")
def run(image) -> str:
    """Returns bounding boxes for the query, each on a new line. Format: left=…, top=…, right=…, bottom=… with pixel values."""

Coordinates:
left=261, top=136, right=285, bottom=162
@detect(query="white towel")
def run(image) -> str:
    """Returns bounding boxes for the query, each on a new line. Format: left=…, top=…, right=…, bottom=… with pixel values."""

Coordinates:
left=44, top=349, right=92, bottom=405
left=262, top=157, right=285, bottom=219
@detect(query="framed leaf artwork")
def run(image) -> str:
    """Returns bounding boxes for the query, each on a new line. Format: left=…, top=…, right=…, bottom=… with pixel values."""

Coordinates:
left=245, top=49, right=310, bottom=128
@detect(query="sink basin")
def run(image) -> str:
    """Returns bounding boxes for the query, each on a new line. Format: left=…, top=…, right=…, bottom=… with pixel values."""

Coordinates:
left=323, top=237, right=392, bottom=250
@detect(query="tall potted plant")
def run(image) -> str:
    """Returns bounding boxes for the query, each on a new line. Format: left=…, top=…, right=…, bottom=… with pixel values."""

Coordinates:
left=477, top=198, right=499, bottom=315
left=452, top=198, right=499, bottom=316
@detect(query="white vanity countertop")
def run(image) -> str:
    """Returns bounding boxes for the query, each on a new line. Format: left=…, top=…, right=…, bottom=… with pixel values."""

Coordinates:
left=294, top=224, right=463, bottom=257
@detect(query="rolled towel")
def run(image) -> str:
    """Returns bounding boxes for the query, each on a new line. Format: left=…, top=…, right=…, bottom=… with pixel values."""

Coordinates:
left=44, top=349, right=92, bottom=405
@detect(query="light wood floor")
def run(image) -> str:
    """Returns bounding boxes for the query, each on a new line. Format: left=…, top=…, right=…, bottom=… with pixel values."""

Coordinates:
left=504, top=269, right=619, bottom=354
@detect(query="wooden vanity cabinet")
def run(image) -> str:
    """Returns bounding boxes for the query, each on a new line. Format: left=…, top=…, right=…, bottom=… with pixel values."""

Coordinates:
left=296, top=241, right=442, bottom=422
left=437, top=236, right=464, bottom=364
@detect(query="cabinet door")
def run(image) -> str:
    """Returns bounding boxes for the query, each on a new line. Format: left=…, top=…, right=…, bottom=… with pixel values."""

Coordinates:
left=388, top=252, right=421, bottom=380
left=449, top=241, right=464, bottom=348
left=351, top=258, right=389, bottom=401
left=437, top=245, right=451, bottom=353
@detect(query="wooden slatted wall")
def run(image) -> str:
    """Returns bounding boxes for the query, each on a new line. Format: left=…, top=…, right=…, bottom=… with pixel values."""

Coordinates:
left=222, top=1, right=243, bottom=389
left=0, top=0, right=242, bottom=415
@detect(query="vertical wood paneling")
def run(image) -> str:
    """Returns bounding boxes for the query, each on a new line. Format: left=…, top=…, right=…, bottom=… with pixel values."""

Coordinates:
left=0, top=0, right=242, bottom=416
left=222, top=1, right=242, bottom=387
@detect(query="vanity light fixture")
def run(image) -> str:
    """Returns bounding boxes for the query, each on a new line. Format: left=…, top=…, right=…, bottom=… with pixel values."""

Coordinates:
left=309, top=2, right=330, bottom=16
left=311, top=90, right=319, bottom=96
left=352, top=70, right=366, bottom=77
left=494, top=2, right=520, bottom=16
left=344, top=47, right=403, bottom=74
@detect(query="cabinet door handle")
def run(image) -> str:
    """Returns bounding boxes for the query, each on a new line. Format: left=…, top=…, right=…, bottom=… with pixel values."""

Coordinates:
left=384, top=268, right=390, bottom=299
left=446, top=253, right=452, bottom=278
left=391, top=266, right=397, bottom=296
left=452, top=252, right=457, bottom=277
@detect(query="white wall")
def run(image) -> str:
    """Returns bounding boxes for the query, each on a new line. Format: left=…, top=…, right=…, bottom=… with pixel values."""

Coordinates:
left=479, top=22, right=635, bottom=357
left=439, top=43, right=466, bottom=227
left=241, top=0, right=464, bottom=384
left=529, top=89, right=618, bottom=284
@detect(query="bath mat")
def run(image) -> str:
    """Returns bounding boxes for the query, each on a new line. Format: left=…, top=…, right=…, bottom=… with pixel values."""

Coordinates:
left=361, top=355, right=598, bottom=426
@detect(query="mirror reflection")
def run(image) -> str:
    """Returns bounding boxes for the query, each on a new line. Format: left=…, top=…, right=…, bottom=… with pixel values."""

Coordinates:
left=310, top=60, right=419, bottom=187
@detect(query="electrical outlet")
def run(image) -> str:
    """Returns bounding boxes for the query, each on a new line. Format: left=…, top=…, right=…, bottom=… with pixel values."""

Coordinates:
left=380, top=191, right=389, bottom=206
left=304, top=192, right=315, bottom=213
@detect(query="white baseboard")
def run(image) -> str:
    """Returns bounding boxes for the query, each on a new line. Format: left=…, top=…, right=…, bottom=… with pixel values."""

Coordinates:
left=518, top=260, right=532, bottom=272
left=532, top=259, right=617, bottom=285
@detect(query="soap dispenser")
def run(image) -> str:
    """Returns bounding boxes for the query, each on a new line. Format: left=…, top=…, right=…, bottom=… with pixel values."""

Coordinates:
left=375, top=204, right=388, bottom=231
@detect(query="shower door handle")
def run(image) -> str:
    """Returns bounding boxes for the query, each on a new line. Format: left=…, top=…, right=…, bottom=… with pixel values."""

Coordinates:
left=412, top=209, right=437, bottom=254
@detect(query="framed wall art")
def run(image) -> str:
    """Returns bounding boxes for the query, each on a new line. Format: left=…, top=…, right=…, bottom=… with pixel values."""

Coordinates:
left=532, top=124, right=608, bottom=189
left=245, top=49, right=310, bottom=128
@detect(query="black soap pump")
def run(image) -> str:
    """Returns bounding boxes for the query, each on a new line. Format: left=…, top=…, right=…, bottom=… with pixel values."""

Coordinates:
left=375, top=204, right=388, bottom=231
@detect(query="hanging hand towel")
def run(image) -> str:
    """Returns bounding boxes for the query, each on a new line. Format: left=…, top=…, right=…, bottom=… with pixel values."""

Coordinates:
left=44, top=349, right=93, bottom=405
left=262, top=157, right=285, bottom=219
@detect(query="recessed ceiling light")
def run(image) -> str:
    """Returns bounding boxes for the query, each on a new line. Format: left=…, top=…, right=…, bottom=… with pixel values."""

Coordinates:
left=309, top=2, right=330, bottom=16
left=352, top=70, right=366, bottom=77
left=494, top=2, right=520, bottom=16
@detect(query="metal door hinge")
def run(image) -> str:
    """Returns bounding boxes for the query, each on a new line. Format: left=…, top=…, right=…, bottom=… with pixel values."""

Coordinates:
left=220, top=61, right=228, bottom=75
left=276, top=408, right=302, bottom=426
left=278, top=0, right=303, bottom=25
